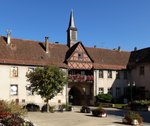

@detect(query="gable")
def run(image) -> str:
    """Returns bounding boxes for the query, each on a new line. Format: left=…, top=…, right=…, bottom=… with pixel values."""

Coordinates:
left=67, top=43, right=93, bottom=62
left=67, top=42, right=93, bottom=69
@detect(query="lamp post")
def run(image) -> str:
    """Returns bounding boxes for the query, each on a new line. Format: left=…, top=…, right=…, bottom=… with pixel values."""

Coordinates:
left=128, top=81, right=135, bottom=102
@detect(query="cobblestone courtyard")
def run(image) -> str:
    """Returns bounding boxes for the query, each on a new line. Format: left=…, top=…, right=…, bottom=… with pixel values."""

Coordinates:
left=26, top=107, right=150, bottom=126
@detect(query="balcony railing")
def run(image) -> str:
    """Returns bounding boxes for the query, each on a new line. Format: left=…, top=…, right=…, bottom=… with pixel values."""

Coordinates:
left=68, top=74, right=94, bottom=82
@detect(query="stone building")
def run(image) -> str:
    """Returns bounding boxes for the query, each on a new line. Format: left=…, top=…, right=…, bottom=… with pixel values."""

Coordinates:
left=0, top=11, right=149, bottom=106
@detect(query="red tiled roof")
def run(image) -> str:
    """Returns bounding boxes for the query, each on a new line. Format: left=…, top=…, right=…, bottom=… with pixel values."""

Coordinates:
left=86, top=47, right=130, bottom=70
left=0, top=36, right=68, bottom=68
left=0, top=36, right=131, bottom=70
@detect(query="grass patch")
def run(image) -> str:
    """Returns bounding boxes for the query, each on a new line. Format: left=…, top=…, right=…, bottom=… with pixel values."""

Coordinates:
left=112, top=104, right=127, bottom=109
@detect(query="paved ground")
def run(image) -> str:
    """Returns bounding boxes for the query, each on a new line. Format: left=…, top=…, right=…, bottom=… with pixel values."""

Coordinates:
left=26, top=107, right=150, bottom=126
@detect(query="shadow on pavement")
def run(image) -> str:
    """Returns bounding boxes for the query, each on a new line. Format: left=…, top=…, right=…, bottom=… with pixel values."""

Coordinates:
left=139, top=111, right=150, bottom=123
left=113, top=122, right=128, bottom=125
left=106, top=109, right=124, bottom=117
left=106, top=108, right=150, bottom=123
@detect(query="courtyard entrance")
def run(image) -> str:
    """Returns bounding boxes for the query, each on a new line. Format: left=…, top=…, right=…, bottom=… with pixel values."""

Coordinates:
left=69, top=86, right=85, bottom=105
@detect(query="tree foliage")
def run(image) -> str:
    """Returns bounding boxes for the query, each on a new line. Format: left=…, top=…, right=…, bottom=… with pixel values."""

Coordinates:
left=26, top=66, right=67, bottom=101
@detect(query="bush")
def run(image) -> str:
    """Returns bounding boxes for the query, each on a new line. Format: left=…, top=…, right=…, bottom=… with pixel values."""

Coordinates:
left=0, top=100, right=32, bottom=126
left=80, top=106, right=91, bottom=113
left=1, top=113, right=34, bottom=126
left=0, top=100, right=26, bottom=119
left=50, top=106, right=55, bottom=113
left=92, top=106, right=106, bottom=117
left=95, top=94, right=113, bottom=104
left=41, top=104, right=55, bottom=113
left=129, top=100, right=150, bottom=110
left=24, top=103, right=40, bottom=112
left=61, top=103, right=72, bottom=111
left=124, top=111, right=143, bottom=124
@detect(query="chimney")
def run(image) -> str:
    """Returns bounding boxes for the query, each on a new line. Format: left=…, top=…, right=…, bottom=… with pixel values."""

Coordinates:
left=94, top=45, right=96, bottom=48
left=134, top=47, right=137, bottom=51
left=6, top=30, right=11, bottom=45
left=118, top=46, right=121, bottom=51
left=45, top=36, right=49, bottom=53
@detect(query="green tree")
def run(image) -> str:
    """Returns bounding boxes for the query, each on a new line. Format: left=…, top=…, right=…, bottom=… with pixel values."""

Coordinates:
left=26, top=66, right=67, bottom=112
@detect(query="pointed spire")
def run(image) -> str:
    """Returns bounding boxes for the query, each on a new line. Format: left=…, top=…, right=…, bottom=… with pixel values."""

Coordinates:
left=67, top=10, right=78, bottom=48
left=71, top=9, right=75, bottom=27
left=68, top=9, right=76, bottom=29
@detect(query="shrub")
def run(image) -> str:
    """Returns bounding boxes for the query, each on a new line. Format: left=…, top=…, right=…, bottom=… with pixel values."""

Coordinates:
left=92, top=106, right=106, bottom=117
left=129, top=100, right=150, bottom=110
left=49, top=106, right=55, bottom=113
left=0, top=100, right=31, bottom=126
left=124, top=111, right=143, bottom=124
left=41, top=104, right=55, bottom=113
left=65, top=104, right=72, bottom=111
left=80, top=106, right=91, bottom=113
left=96, top=94, right=113, bottom=104
left=24, top=103, right=40, bottom=112
left=61, top=103, right=72, bottom=111
left=1, top=113, right=34, bottom=126
left=0, top=100, right=26, bottom=118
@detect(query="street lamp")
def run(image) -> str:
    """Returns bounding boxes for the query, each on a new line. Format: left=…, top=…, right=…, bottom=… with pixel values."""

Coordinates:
left=128, top=81, right=135, bottom=102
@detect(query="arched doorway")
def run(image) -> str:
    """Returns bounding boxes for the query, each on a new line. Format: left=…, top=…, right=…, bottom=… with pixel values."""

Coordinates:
left=69, top=86, right=85, bottom=105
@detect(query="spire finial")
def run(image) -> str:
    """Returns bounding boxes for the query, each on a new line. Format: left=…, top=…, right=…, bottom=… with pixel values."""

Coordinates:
left=70, top=9, right=75, bottom=28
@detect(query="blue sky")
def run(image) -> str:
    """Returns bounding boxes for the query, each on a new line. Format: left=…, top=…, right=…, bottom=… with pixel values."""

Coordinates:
left=0, top=0, right=150, bottom=51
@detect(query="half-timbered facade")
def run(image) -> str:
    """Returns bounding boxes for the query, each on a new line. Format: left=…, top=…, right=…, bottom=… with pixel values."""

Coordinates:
left=0, top=11, right=150, bottom=106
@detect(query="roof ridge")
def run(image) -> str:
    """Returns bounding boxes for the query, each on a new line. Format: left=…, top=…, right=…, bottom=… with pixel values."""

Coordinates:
left=86, top=46, right=130, bottom=53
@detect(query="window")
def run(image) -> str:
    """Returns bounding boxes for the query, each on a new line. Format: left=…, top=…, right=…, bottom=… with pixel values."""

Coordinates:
left=69, top=70, right=75, bottom=75
left=99, top=70, right=103, bottom=78
left=27, top=67, right=35, bottom=74
left=107, top=88, right=111, bottom=94
left=81, top=71, right=85, bottom=75
left=139, top=66, right=144, bottom=75
left=124, top=71, right=127, bottom=79
left=10, top=84, right=18, bottom=95
left=123, top=87, right=127, bottom=97
left=116, top=87, right=121, bottom=97
left=98, top=88, right=104, bottom=94
left=116, top=71, right=120, bottom=79
left=107, top=70, right=112, bottom=78
left=78, top=53, right=83, bottom=60
left=10, top=67, right=18, bottom=77
left=26, top=84, right=33, bottom=96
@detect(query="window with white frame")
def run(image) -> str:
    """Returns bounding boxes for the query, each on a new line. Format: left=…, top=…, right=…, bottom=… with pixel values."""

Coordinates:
left=10, top=84, right=18, bottom=96
left=107, top=70, right=112, bottom=78
left=98, top=88, right=104, bottom=94
left=26, top=84, right=33, bottom=96
left=10, top=67, right=18, bottom=77
left=27, top=67, right=35, bottom=74
left=99, top=70, right=103, bottom=78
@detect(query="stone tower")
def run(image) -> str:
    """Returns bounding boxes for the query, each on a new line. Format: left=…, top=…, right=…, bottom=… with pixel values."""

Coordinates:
left=67, top=10, right=78, bottom=48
